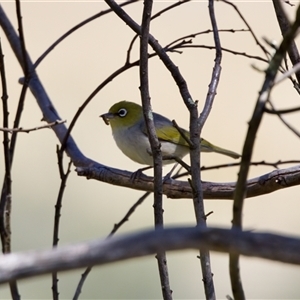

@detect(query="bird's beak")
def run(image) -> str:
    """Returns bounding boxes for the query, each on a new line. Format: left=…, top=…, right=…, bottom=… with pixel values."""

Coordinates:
left=100, top=112, right=115, bottom=125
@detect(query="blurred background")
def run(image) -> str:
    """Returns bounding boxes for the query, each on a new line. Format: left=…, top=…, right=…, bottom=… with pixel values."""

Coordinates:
left=0, top=1, right=299, bottom=299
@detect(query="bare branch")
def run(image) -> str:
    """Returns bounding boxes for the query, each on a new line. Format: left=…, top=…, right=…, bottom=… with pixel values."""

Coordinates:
left=126, top=0, right=191, bottom=64
left=178, top=44, right=268, bottom=63
left=188, top=0, right=222, bottom=297
left=272, top=0, right=300, bottom=83
left=274, top=61, right=300, bottom=84
left=0, top=29, right=11, bottom=255
left=140, top=2, right=172, bottom=299
left=0, top=120, right=66, bottom=133
left=265, top=105, right=300, bottom=114
left=52, top=152, right=72, bottom=300
left=200, top=159, right=300, bottom=171
left=284, top=0, right=295, bottom=7
left=77, top=164, right=300, bottom=200
left=109, top=192, right=151, bottom=237
left=267, top=100, right=300, bottom=138
left=0, top=227, right=300, bottom=284
left=164, top=28, right=248, bottom=49
left=73, top=267, right=92, bottom=300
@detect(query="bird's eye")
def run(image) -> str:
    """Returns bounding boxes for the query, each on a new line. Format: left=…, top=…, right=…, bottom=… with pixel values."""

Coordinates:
left=118, top=108, right=127, bottom=117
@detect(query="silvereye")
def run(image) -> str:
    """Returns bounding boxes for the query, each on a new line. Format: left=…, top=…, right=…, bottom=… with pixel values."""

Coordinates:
left=100, top=101, right=240, bottom=166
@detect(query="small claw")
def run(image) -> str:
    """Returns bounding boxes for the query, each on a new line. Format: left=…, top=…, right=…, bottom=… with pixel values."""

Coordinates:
left=162, top=163, right=178, bottom=183
left=130, top=166, right=153, bottom=182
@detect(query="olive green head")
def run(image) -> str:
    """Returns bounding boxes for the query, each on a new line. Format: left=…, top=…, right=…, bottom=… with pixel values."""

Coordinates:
left=100, top=101, right=143, bottom=129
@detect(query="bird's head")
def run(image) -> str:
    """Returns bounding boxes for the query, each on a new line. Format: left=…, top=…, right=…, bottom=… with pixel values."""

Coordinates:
left=100, top=101, right=143, bottom=130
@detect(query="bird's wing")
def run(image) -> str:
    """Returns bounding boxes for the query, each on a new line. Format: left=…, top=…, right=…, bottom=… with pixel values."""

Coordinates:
left=140, top=113, right=189, bottom=146
left=139, top=113, right=240, bottom=159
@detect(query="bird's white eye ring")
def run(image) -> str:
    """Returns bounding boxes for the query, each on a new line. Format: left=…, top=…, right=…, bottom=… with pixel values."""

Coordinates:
left=118, top=108, right=127, bottom=117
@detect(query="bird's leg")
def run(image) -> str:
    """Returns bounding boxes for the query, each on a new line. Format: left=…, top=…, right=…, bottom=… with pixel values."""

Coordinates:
left=162, top=163, right=179, bottom=183
left=130, top=166, right=153, bottom=182
left=130, top=156, right=190, bottom=183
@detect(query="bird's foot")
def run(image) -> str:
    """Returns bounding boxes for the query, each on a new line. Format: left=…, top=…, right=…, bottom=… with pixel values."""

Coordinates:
left=130, top=166, right=153, bottom=182
left=162, top=163, right=178, bottom=183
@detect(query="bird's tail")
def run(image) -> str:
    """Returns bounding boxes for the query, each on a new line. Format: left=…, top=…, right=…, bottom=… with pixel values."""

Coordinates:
left=200, top=138, right=240, bottom=159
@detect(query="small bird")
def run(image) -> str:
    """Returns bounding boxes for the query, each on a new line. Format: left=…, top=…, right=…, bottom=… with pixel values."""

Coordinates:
left=100, top=101, right=240, bottom=167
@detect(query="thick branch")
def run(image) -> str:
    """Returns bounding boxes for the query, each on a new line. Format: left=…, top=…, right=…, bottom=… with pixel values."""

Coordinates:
left=0, top=226, right=299, bottom=284
left=77, top=164, right=300, bottom=200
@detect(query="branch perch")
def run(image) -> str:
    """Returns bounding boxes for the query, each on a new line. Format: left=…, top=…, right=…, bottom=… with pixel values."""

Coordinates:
left=77, top=164, right=300, bottom=200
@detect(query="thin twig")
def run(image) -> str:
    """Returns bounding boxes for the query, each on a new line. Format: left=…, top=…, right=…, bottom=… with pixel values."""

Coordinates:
left=172, top=120, right=193, bottom=147
left=52, top=148, right=72, bottom=300
left=284, top=0, right=295, bottom=7
left=164, top=28, right=248, bottom=49
left=267, top=100, right=300, bottom=138
left=0, top=39, right=17, bottom=300
left=220, top=0, right=271, bottom=59
left=201, top=159, right=300, bottom=171
left=2, top=1, right=30, bottom=298
left=274, top=61, right=300, bottom=85
left=272, top=0, right=300, bottom=84
left=0, top=44, right=17, bottom=298
left=125, top=0, right=191, bottom=64
left=188, top=0, right=221, bottom=298
left=73, top=267, right=93, bottom=300
left=171, top=159, right=300, bottom=180
left=0, top=37, right=10, bottom=255
left=177, top=44, right=268, bottom=63
left=0, top=120, right=66, bottom=133
left=109, top=192, right=151, bottom=237
left=265, top=105, right=300, bottom=114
